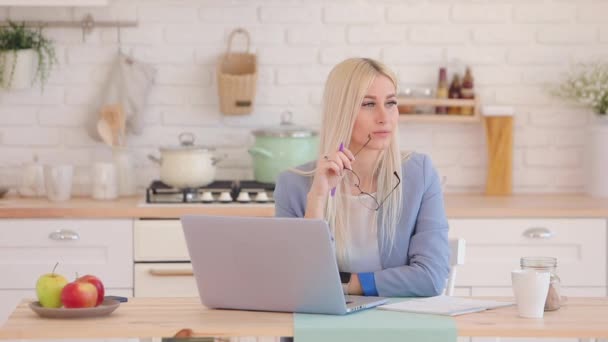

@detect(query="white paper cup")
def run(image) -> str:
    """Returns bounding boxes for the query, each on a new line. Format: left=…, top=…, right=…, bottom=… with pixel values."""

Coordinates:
left=91, top=162, right=118, bottom=200
left=44, top=164, right=74, bottom=202
left=511, top=269, right=550, bottom=318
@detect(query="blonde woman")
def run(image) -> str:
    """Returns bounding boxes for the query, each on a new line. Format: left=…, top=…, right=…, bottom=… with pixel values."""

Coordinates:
left=273, top=58, right=449, bottom=298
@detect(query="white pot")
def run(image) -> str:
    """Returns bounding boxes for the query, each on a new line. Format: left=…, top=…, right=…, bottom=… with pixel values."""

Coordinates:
left=148, top=132, right=224, bottom=189
left=0, top=49, right=36, bottom=90
left=585, top=115, right=608, bottom=198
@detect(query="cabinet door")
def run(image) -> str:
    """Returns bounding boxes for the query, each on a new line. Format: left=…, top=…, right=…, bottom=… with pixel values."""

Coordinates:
left=134, top=263, right=198, bottom=297
left=448, top=219, right=606, bottom=287
left=0, top=219, right=133, bottom=288
left=134, top=220, right=188, bottom=262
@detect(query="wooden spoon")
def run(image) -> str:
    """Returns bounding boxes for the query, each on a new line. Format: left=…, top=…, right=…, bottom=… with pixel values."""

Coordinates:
left=97, top=119, right=113, bottom=147
left=114, top=104, right=126, bottom=146
left=100, top=104, right=126, bottom=146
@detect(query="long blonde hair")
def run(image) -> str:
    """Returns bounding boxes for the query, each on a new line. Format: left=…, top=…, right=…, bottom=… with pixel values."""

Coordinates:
left=296, top=58, right=403, bottom=265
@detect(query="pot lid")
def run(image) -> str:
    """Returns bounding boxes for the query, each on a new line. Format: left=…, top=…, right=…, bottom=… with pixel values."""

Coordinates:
left=160, top=132, right=216, bottom=152
left=252, top=111, right=318, bottom=138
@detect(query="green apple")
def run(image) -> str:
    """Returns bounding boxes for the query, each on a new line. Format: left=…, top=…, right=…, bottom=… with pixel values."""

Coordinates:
left=35, top=263, right=68, bottom=308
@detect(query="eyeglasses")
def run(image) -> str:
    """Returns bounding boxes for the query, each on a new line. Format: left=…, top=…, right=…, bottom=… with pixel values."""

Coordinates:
left=344, top=135, right=401, bottom=211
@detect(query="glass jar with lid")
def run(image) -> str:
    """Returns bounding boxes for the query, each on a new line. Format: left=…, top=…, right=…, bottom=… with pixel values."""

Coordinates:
left=520, top=256, right=561, bottom=311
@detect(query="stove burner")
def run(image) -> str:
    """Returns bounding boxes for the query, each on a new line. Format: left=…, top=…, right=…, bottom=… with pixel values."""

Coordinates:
left=145, top=180, right=275, bottom=204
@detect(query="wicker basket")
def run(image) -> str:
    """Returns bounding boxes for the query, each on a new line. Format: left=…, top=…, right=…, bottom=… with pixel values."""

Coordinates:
left=217, top=28, right=258, bottom=115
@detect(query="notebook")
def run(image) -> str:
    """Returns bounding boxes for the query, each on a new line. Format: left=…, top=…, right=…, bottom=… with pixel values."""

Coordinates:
left=378, top=296, right=514, bottom=316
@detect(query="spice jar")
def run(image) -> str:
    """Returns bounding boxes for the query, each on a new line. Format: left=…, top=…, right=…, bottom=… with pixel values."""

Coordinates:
left=520, top=257, right=561, bottom=311
left=397, top=87, right=414, bottom=114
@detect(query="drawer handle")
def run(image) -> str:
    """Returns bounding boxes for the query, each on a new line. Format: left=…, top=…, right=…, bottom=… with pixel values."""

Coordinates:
left=49, top=229, right=80, bottom=241
left=149, top=268, right=193, bottom=277
left=523, top=227, right=554, bottom=239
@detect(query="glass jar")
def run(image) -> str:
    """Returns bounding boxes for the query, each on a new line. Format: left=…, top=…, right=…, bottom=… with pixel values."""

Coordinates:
left=397, top=87, right=414, bottom=114
left=112, top=146, right=136, bottom=197
left=520, top=256, right=561, bottom=311
left=413, top=87, right=434, bottom=114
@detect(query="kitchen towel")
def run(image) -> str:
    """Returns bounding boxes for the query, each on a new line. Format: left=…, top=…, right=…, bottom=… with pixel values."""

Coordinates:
left=294, top=298, right=456, bottom=342
left=88, top=52, right=157, bottom=141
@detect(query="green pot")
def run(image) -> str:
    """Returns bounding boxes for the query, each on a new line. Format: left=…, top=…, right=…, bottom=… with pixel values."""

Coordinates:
left=248, top=112, right=318, bottom=184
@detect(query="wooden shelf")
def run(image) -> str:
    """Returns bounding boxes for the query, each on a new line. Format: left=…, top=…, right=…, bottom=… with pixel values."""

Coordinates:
left=0, top=0, right=108, bottom=5
left=397, top=96, right=481, bottom=123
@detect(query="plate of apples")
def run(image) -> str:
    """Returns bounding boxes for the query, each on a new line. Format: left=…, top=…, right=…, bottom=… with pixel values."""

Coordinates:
left=30, top=263, right=120, bottom=319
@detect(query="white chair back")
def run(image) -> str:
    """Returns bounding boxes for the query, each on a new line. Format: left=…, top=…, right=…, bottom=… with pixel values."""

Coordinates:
left=445, top=238, right=466, bottom=296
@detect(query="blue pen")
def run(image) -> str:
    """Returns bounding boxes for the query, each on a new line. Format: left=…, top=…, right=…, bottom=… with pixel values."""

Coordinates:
left=330, top=142, right=344, bottom=197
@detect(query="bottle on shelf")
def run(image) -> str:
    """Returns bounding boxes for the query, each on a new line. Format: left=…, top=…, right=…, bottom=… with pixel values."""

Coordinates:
left=460, top=66, right=475, bottom=115
left=435, top=67, right=448, bottom=114
left=448, top=73, right=462, bottom=115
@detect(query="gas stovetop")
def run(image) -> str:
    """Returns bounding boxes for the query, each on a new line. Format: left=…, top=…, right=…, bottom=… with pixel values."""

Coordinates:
left=145, top=180, right=275, bottom=204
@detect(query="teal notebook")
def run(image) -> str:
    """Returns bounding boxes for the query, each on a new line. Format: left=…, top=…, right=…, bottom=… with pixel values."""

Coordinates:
left=294, top=299, right=457, bottom=342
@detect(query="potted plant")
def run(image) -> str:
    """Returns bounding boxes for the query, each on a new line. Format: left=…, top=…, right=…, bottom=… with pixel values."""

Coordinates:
left=0, top=21, right=57, bottom=90
left=553, top=61, right=608, bottom=197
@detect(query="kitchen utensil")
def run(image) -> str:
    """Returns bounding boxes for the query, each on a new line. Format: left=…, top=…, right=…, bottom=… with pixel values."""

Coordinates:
left=28, top=299, right=120, bottom=319
left=18, top=156, right=45, bottom=197
left=521, top=256, right=562, bottom=311
left=97, top=119, right=114, bottom=147
left=44, top=164, right=74, bottom=202
left=101, top=104, right=126, bottom=146
left=248, top=111, right=318, bottom=184
left=91, top=162, right=119, bottom=200
left=148, top=132, right=224, bottom=189
left=483, top=106, right=514, bottom=196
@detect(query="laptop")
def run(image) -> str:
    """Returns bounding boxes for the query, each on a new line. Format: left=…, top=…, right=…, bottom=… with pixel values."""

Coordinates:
left=181, top=215, right=388, bottom=315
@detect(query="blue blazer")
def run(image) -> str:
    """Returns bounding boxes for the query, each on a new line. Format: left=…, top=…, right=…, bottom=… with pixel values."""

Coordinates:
left=273, top=152, right=450, bottom=297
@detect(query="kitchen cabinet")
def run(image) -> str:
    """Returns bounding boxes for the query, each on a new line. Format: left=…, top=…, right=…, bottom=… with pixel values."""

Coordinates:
left=0, top=219, right=133, bottom=322
left=132, top=217, right=608, bottom=301
left=134, top=219, right=189, bottom=262
left=134, top=263, right=197, bottom=297
left=0, top=0, right=108, bottom=5
left=448, top=218, right=606, bottom=294
left=134, top=219, right=197, bottom=297
left=446, top=219, right=605, bottom=342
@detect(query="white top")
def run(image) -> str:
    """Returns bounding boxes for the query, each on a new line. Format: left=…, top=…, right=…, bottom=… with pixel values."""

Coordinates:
left=337, top=194, right=383, bottom=273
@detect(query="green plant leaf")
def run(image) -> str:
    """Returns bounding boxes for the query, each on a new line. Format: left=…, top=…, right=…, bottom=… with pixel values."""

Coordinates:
left=0, top=20, right=56, bottom=91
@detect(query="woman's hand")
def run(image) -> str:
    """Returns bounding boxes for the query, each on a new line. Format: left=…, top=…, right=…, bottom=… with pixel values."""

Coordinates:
left=347, top=274, right=364, bottom=296
left=309, top=145, right=356, bottom=198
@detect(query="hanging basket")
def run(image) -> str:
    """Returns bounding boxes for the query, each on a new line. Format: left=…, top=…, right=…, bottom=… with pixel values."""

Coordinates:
left=217, top=28, right=258, bottom=115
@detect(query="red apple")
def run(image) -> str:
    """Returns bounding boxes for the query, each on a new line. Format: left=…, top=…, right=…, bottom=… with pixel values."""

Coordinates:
left=60, top=281, right=98, bottom=308
left=78, top=274, right=105, bottom=306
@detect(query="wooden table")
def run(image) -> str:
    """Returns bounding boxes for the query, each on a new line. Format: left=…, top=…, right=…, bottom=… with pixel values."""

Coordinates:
left=1, top=297, right=608, bottom=340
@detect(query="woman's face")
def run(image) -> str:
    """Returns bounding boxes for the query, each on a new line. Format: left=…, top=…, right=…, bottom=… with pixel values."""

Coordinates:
left=350, top=74, right=398, bottom=153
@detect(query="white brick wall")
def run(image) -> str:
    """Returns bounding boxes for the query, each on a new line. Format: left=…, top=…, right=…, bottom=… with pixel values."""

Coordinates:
left=0, top=0, right=603, bottom=194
